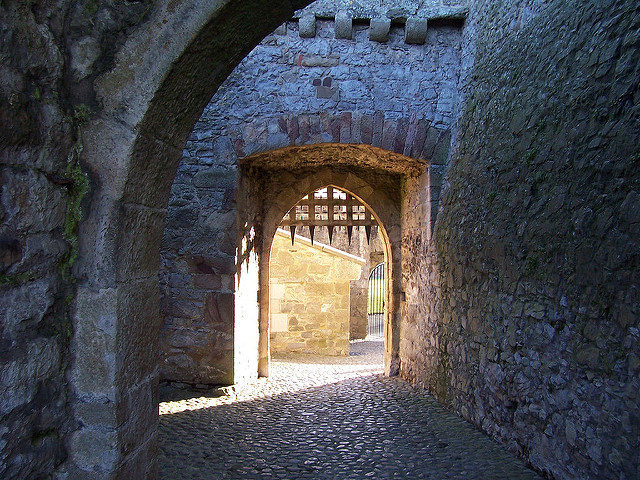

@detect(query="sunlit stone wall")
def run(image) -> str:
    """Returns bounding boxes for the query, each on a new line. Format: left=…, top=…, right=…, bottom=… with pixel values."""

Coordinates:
left=270, top=230, right=365, bottom=356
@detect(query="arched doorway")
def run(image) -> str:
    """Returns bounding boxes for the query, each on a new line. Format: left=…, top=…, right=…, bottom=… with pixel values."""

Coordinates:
left=241, top=158, right=414, bottom=379
left=269, top=185, right=386, bottom=358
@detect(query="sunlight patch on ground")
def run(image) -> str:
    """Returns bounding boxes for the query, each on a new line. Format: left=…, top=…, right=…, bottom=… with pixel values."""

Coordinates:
left=160, top=339, right=383, bottom=415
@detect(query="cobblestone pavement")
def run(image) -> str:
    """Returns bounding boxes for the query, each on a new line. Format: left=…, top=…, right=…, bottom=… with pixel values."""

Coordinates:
left=159, top=340, right=543, bottom=480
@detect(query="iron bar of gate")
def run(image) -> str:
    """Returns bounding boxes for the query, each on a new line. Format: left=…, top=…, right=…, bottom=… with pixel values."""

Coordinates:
left=367, top=263, right=385, bottom=338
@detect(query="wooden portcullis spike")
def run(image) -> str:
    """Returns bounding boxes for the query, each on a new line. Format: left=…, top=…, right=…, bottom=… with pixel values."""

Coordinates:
left=347, top=225, right=353, bottom=244
left=309, top=225, right=315, bottom=245
left=327, top=225, right=334, bottom=244
left=365, top=225, right=372, bottom=244
left=290, top=225, right=296, bottom=245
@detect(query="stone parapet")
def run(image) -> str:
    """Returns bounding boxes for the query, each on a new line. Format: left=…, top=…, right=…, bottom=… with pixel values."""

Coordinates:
left=292, top=1, right=469, bottom=23
left=287, top=9, right=467, bottom=45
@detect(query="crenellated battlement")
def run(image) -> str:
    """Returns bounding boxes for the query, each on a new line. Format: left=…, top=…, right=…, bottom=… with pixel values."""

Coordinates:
left=283, top=6, right=467, bottom=45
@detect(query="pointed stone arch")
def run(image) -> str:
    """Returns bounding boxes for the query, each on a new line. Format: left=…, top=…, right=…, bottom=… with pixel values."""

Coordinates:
left=258, top=170, right=402, bottom=377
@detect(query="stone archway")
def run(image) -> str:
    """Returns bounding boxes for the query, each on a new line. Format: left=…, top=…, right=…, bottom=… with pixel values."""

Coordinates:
left=157, top=5, right=461, bottom=388
left=237, top=145, right=426, bottom=379
left=158, top=141, right=432, bottom=391
left=68, top=2, right=313, bottom=478
left=3, top=2, right=638, bottom=479
left=260, top=173, right=401, bottom=377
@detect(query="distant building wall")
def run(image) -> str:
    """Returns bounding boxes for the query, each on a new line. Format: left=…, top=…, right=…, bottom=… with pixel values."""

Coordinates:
left=270, top=229, right=365, bottom=356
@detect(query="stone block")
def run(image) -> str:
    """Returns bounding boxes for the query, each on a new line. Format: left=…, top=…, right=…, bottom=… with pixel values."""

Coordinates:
left=69, top=36, right=100, bottom=81
left=68, top=427, right=118, bottom=473
left=117, top=379, right=158, bottom=458
left=369, top=18, right=391, bottom=43
left=302, top=55, right=339, bottom=67
left=116, top=278, right=161, bottom=390
left=0, top=338, right=61, bottom=417
left=0, top=167, right=66, bottom=235
left=405, top=17, right=428, bottom=45
left=335, top=11, right=352, bottom=39
left=298, top=14, right=316, bottom=38
left=121, top=133, right=182, bottom=210
left=114, top=433, right=157, bottom=480
left=115, top=203, right=166, bottom=282
left=271, top=313, right=288, bottom=332
left=0, top=277, right=56, bottom=340
left=70, top=287, right=117, bottom=399
left=73, top=399, right=117, bottom=429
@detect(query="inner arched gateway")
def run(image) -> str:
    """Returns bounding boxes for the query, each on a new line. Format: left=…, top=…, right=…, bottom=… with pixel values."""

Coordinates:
left=265, top=182, right=395, bottom=371
left=255, top=164, right=407, bottom=378
left=159, top=143, right=428, bottom=386
left=270, top=185, right=385, bottom=358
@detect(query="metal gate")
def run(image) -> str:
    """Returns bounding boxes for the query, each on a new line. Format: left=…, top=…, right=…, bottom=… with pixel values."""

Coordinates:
left=367, top=263, right=385, bottom=338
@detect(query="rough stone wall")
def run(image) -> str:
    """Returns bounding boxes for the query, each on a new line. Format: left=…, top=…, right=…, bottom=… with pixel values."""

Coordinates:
left=400, top=170, right=434, bottom=383
left=9, top=1, right=638, bottom=480
left=270, top=230, right=364, bottom=356
left=161, top=14, right=462, bottom=383
left=188, top=18, right=462, bottom=159
left=0, top=1, right=158, bottom=477
left=159, top=151, right=237, bottom=385
left=400, top=1, right=640, bottom=479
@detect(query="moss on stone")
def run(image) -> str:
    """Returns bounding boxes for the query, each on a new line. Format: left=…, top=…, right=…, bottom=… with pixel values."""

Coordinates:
left=0, top=271, right=37, bottom=287
left=60, top=133, right=89, bottom=282
left=83, top=0, right=98, bottom=17
left=72, top=104, right=91, bottom=125
left=523, top=254, right=540, bottom=276
left=524, top=148, right=537, bottom=166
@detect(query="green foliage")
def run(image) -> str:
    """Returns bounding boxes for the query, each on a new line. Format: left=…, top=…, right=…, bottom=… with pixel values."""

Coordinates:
left=84, top=0, right=98, bottom=16
left=54, top=315, right=74, bottom=340
left=0, top=271, right=36, bottom=287
left=524, top=254, right=540, bottom=276
left=367, top=278, right=385, bottom=313
left=72, top=104, right=92, bottom=124
left=524, top=148, right=537, bottom=166
left=60, top=134, right=89, bottom=282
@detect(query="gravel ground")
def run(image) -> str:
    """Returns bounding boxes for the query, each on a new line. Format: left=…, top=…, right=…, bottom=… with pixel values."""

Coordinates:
left=159, top=339, right=542, bottom=480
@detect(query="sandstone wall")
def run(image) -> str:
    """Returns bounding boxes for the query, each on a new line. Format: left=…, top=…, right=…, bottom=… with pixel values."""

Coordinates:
left=270, top=230, right=365, bottom=356
left=291, top=225, right=383, bottom=341
left=399, top=1, right=640, bottom=479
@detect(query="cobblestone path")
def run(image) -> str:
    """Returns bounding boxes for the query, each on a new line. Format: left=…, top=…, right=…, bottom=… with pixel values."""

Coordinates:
left=159, top=340, right=542, bottom=480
